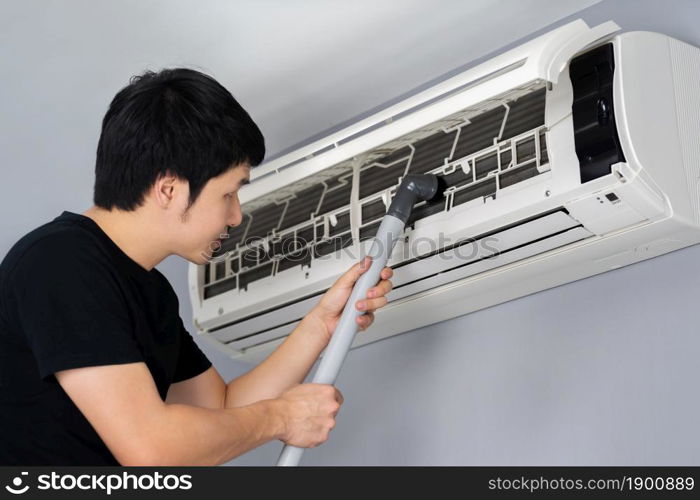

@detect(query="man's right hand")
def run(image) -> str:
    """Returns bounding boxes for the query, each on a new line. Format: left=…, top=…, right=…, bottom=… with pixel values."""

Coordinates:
left=276, top=383, right=344, bottom=448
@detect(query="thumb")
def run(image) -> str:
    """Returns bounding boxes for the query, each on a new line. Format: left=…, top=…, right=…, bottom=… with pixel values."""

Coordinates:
left=336, top=256, right=372, bottom=288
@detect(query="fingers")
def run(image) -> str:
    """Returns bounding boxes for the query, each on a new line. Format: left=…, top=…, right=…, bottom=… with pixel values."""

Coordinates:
left=362, top=256, right=372, bottom=269
left=356, top=311, right=374, bottom=331
left=336, top=256, right=372, bottom=288
left=336, top=258, right=394, bottom=300
left=356, top=296, right=387, bottom=312
left=370, top=265, right=393, bottom=281
left=358, top=256, right=371, bottom=273
left=366, top=277, right=393, bottom=298
left=334, top=387, right=344, bottom=405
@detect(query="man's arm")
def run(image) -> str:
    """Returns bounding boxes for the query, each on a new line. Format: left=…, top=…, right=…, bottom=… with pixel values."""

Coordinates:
left=222, top=314, right=329, bottom=408
left=166, top=366, right=227, bottom=409
left=172, top=259, right=394, bottom=410
left=221, top=259, right=393, bottom=408
left=56, top=362, right=285, bottom=465
left=164, top=315, right=327, bottom=411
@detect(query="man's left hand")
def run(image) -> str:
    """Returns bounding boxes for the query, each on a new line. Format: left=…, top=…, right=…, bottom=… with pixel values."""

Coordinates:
left=307, top=256, right=393, bottom=345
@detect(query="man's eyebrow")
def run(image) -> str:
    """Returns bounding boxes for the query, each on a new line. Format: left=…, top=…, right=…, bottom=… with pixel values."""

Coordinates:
left=239, top=177, right=251, bottom=187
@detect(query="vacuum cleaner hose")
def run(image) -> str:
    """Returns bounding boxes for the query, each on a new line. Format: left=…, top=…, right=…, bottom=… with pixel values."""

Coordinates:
left=276, top=174, right=445, bottom=466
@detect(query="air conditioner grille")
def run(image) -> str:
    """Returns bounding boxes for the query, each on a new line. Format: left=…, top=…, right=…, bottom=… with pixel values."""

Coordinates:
left=204, top=85, right=550, bottom=298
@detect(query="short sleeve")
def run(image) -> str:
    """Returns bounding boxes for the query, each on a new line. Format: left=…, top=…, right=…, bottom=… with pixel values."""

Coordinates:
left=172, top=317, right=212, bottom=383
left=10, top=234, right=145, bottom=381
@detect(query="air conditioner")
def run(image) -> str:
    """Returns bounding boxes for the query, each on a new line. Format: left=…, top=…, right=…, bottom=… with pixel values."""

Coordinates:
left=188, top=19, right=700, bottom=365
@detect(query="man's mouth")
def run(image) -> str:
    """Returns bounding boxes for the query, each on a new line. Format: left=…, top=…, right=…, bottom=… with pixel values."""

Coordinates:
left=206, top=228, right=229, bottom=249
left=214, top=232, right=230, bottom=247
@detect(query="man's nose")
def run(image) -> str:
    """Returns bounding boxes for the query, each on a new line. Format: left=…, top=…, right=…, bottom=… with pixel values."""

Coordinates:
left=228, top=208, right=243, bottom=227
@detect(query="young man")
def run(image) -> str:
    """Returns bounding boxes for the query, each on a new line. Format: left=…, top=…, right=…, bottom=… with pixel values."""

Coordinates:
left=0, top=68, right=394, bottom=465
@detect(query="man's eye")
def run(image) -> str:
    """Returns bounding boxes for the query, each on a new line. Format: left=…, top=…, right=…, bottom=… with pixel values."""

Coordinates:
left=224, top=193, right=233, bottom=199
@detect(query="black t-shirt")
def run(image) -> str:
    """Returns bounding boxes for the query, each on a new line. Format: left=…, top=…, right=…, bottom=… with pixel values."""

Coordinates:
left=0, top=211, right=212, bottom=465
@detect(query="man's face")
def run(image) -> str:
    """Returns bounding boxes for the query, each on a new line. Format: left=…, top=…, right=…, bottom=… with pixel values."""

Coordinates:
left=173, top=163, right=251, bottom=265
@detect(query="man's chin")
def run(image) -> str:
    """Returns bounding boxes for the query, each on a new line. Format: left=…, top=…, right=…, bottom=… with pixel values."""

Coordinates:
left=178, top=251, right=212, bottom=266
left=197, top=252, right=214, bottom=265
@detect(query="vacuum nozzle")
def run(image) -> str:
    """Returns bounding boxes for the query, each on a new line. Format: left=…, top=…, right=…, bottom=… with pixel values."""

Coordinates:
left=386, top=174, right=447, bottom=223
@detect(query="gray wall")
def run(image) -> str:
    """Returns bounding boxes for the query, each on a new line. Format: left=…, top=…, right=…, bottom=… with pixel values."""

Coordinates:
left=1, top=0, right=699, bottom=465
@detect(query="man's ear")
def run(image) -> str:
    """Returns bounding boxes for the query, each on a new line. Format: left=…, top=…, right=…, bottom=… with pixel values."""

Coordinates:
left=153, top=172, right=181, bottom=208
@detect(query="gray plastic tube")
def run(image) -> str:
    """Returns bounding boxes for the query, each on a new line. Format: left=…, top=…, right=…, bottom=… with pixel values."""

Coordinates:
left=276, top=213, right=406, bottom=466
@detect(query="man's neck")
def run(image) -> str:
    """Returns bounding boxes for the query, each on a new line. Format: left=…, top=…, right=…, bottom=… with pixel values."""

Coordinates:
left=82, top=206, right=170, bottom=271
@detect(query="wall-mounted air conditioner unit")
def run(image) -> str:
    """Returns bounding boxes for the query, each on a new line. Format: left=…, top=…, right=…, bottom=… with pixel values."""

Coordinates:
left=188, top=19, right=700, bottom=364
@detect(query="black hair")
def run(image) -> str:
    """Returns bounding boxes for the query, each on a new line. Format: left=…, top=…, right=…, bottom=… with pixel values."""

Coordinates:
left=93, top=68, right=265, bottom=211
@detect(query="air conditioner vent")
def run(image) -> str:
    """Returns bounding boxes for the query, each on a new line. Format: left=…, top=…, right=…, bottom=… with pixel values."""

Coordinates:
left=205, top=85, right=550, bottom=298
